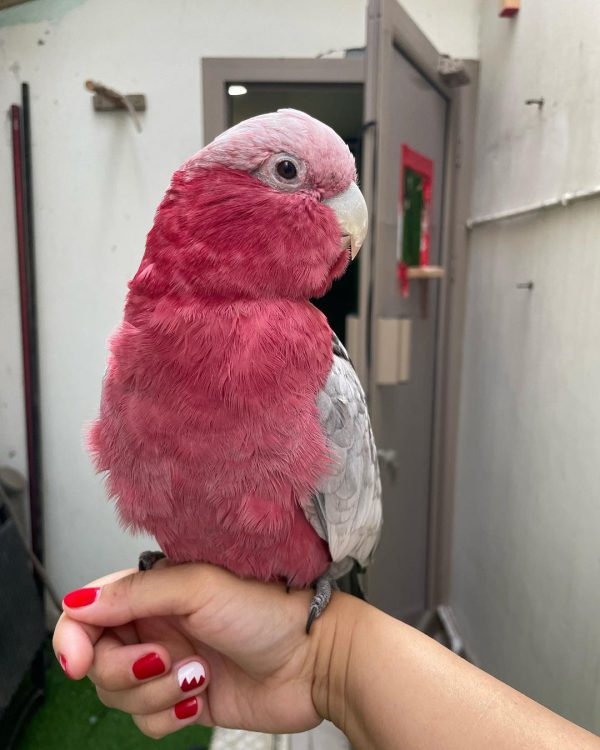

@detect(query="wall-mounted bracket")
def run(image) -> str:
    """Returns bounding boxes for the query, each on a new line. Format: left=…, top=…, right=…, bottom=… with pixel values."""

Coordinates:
left=406, top=266, right=445, bottom=318
left=406, top=265, right=445, bottom=280
left=437, top=55, right=470, bottom=88
left=376, top=318, right=412, bottom=385
left=525, top=97, right=544, bottom=109
left=85, top=80, right=146, bottom=133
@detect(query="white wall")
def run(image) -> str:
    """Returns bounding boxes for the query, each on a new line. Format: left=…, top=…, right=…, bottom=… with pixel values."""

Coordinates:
left=0, top=0, right=366, bottom=596
left=451, top=0, right=600, bottom=733
left=400, top=0, right=480, bottom=59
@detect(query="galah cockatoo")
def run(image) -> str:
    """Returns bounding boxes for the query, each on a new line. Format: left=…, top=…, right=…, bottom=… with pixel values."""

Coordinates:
left=89, top=109, right=382, bottom=630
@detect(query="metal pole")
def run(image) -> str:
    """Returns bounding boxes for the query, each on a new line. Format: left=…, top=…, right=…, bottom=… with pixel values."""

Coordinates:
left=467, top=184, right=600, bottom=229
left=11, top=89, right=46, bottom=706
left=19, top=84, right=45, bottom=575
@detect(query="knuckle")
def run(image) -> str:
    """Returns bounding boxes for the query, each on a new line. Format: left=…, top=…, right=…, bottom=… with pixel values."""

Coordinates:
left=133, top=715, right=165, bottom=740
left=137, top=693, right=163, bottom=717
left=88, top=658, right=114, bottom=691
left=119, top=570, right=148, bottom=618
left=103, top=570, right=136, bottom=606
left=95, top=686, right=117, bottom=709
left=119, top=570, right=139, bottom=599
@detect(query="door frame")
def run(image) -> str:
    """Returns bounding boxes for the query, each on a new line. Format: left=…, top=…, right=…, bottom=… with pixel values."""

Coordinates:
left=201, top=57, right=364, bottom=144
left=363, top=0, right=479, bottom=609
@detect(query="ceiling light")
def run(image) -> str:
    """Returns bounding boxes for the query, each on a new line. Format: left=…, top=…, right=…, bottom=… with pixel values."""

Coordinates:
left=228, top=85, right=247, bottom=96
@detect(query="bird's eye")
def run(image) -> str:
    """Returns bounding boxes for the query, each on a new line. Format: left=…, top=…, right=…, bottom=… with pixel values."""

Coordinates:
left=255, top=153, right=305, bottom=191
left=276, top=160, right=298, bottom=180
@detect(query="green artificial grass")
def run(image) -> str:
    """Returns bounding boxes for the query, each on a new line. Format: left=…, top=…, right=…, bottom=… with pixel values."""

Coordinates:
left=18, top=646, right=212, bottom=750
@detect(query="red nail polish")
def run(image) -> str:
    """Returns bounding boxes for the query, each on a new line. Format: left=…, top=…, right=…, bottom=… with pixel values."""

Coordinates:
left=174, top=696, right=198, bottom=720
left=58, top=653, right=72, bottom=679
left=132, top=652, right=166, bottom=680
left=63, top=587, right=100, bottom=608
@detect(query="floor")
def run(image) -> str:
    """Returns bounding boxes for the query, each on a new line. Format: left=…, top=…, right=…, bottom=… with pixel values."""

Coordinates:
left=210, top=730, right=285, bottom=749
left=210, top=722, right=349, bottom=750
left=288, top=721, right=350, bottom=749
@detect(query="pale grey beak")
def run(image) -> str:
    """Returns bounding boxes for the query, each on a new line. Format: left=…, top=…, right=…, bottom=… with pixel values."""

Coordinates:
left=323, top=181, right=368, bottom=259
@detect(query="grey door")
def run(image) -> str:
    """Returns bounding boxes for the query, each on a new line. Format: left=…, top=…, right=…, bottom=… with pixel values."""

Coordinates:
left=363, top=0, right=449, bottom=622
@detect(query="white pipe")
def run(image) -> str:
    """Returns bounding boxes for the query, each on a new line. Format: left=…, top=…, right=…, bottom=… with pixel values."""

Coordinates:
left=466, top=183, right=600, bottom=229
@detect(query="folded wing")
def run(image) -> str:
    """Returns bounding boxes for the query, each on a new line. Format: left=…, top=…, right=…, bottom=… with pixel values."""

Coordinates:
left=304, top=334, right=383, bottom=578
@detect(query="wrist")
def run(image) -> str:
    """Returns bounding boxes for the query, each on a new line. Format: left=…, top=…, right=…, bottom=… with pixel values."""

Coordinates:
left=310, top=591, right=367, bottom=737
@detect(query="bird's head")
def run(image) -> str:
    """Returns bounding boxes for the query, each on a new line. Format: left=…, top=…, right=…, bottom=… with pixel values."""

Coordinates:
left=139, top=109, right=367, bottom=300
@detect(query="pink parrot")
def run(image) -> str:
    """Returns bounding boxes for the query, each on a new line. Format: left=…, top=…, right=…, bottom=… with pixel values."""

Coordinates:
left=89, top=109, right=382, bottom=630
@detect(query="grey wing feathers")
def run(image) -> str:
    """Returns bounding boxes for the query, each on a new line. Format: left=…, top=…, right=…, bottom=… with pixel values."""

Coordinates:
left=304, top=335, right=382, bottom=576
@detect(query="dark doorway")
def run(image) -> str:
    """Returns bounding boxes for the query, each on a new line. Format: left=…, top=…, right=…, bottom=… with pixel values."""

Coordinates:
left=227, top=82, right=364, bottom=345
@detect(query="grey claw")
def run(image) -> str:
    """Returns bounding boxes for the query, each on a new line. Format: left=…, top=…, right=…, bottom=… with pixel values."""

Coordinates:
left=306, top=605, right=319, bottom=634
left=305, top=577, right=333, bottom=634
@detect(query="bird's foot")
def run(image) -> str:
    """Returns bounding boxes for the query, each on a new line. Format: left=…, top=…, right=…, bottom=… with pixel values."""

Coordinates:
left=306, top=576, right=338, bottom=634
left=138, top=550, right=166, bottom=572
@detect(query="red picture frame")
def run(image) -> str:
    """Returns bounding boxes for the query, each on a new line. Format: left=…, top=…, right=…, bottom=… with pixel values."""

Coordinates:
left=397, top=145, right=434, bottom=297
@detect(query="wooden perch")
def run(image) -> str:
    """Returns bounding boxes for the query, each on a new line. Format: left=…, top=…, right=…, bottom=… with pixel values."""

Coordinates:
left=85, top=80, right=145, bottom=133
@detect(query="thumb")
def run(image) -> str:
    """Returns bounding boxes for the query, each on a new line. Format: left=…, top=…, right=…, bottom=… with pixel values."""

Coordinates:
left=53, top=567, right=138, bottom=679
left=62, top=563, right=237, bottom=628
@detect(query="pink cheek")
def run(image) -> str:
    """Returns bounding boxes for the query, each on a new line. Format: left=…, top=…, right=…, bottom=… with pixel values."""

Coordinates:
left=308, top=263, right=337, bottom=298
left=329, top=249, right=350, bottom=280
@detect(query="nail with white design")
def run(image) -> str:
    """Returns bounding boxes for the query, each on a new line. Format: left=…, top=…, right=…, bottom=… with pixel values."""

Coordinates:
left=177, top=661, right=206, bottom=692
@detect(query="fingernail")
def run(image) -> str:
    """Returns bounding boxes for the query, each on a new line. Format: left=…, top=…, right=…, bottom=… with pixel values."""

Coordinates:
left=63, top=587, right=100, bottom=608
left=132, top=652, right=166, bottom=680
left=58, top=653, right=72, bottom=679
left=177, top=661, right=206, bottom=692
left=175, top=696, right=198, bottom=720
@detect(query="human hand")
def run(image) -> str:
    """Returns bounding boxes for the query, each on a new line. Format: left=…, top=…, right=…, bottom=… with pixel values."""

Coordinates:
left=55, top=561, right=597, bottom=750
left=53, top=563, right=358, bottom=739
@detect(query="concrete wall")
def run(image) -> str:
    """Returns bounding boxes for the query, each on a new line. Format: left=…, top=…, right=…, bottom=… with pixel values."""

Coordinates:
left=451, top=0, right=600, bottom=733
left=400, top=0, right=480, bottom=59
